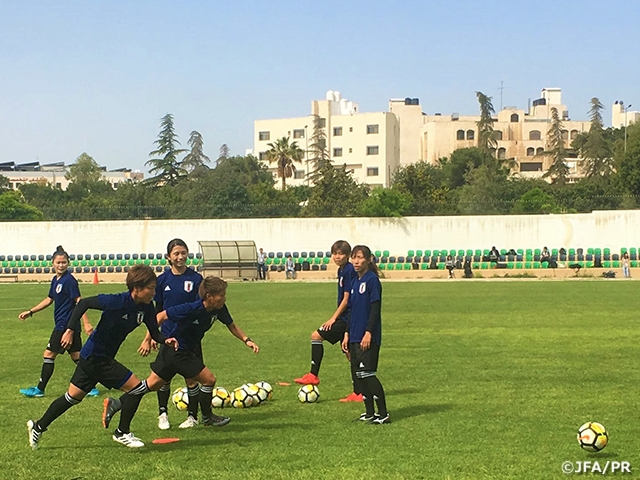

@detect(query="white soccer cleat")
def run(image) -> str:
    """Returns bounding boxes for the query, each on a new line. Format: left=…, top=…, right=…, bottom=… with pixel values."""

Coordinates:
left=112, top=431, right=145, bottom=448
left=27, top=420, right=41, bottom=450
left=158, top=412, right=170, bottom=430
left=178, top=416, right=198, bottom=429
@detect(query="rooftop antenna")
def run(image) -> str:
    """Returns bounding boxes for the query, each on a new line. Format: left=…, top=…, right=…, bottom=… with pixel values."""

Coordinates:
left=498, top=81, right=505, bottom=110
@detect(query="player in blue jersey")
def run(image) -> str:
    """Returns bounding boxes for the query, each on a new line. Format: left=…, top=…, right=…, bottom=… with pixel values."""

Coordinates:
left=341, top=245, right=389, bottom=424
left=102, top=276, right=259, bottom=430
left=27, top=265, right=178, bottom=450
left=295, top=241, right=362, bottom=402
left=137, top=238, right=203, bottom=430
left=18, top=246, right=98, bottom=398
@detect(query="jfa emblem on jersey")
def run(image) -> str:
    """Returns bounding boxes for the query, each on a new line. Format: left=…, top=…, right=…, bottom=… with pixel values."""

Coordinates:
left=339, top=277, right=343, bottom=287
left=184, top=281, right=194, bottom=293
left=55, top=284, right=63, bottom=294
left=136, top=312, right=144, bottom=324
left=359, top=282, right=366, bottom=294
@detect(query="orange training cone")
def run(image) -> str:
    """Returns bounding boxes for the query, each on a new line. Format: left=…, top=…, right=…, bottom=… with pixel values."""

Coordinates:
left=93, top=269, right=99, bottom=285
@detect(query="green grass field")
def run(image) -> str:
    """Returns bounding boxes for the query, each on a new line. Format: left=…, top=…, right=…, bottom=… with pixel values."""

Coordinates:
left=1, top=280, right=639, bottom=479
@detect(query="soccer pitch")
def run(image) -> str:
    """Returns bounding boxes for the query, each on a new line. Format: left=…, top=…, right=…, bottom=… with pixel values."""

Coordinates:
left=1, top=280, right=639, bottom=479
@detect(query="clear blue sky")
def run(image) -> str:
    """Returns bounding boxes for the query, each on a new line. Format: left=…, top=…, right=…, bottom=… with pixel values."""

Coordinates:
left=1, top=0, right=638, bottom=173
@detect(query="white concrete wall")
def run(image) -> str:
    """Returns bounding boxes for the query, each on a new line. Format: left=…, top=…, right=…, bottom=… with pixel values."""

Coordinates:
left=1, top=211, right=639, bottom=257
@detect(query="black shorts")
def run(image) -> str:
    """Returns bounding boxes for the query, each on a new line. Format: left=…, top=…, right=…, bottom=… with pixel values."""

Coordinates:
left=70, top=356, right=133, bottom=393
left=193, top=341, right=204, bottom=362
left=349, top=342, right=380, bottom=374
left=151, top=344, right=206, bottom=382
left=318, top=319, right=348, bottom=345
left=46, top=329, right=82, bottom=354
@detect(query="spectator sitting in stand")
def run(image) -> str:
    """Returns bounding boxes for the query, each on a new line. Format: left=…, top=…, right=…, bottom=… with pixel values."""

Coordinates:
left=489, top=246, right=500, bottom=263
left=285, top=255, right=296, bottom=279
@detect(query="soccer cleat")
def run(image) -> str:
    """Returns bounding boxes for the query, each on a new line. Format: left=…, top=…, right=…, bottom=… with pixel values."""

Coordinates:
left=178, top=416, right=198, bottom=429
left=20, top=386, right=44, bottom=398
left=158, top=412, right=170, bottom=430
left=354, top=412, right=375, bottom=422
left=371, top=414, right=391, bottom=425
left=102, top=397, right=122, bottom=429
left=339, top=392, right=364, bottom=403
left=27, top=420, right=42, bottom=450
left=202, top=413, right=231, bottom=427
left=294, top=373, right=320, bottom=385
left=112, top=431, right=145, bottom=448
left=87, top=388, right=100, bottom=397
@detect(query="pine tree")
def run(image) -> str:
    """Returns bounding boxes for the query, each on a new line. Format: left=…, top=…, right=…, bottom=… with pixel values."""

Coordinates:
left=541, top=108, right=570, bottom=183
left=182, top=131, right=211, bottom=174
left=580, top=97, right=613, bottom=177
left=307, top=114, right=331, bottom=182
left=475, top=92, right=497, bottom=155
left=146, top=114, right=188, bottom=186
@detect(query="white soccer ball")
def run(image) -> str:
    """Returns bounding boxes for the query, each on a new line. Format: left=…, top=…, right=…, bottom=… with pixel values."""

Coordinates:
left=241, top=383, right=262, bottom=406
left=578, top=422, right=609, bottom=452
left=297, top=384, right=320, bottom=403
left=255, top=381, right=273, bottom=401
left=230, top=387, right=253, bottom=408
left=211, top=387, right=230, bottom=408
left=171, top=387, right=189, bottom=411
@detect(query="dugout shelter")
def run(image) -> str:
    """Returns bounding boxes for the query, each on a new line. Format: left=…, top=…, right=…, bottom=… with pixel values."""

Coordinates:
left=198, top=240, right=258, bottom=280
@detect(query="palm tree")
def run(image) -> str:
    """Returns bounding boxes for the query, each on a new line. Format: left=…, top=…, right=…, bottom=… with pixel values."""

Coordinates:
left=265, top=137, right=304, bottom=189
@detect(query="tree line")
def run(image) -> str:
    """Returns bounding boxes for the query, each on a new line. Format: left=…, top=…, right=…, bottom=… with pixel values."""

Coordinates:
left=2, top=96, right=640, bottom=221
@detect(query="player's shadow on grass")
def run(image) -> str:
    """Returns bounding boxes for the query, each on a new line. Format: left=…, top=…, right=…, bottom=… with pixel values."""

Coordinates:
left=386, top=386, right=424, bottom=396
left=392, top=403, right=452, bottom=421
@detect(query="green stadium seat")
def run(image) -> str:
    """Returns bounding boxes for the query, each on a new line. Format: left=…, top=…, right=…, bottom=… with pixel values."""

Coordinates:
left=314, top=258, right=321, bottom=265
left=474, top=249, right=482, bottom=256
left=586, top=261, right=594, bottom=268
left=323, top=257, right=330, bottom=264
left=551, top=249, right=558, bottom=256
left=630, top=248, right=637, bottom=255
left=603, top=261, right=611, bottom=268
left=613, top=261, right=620, bottom=268
left=507, top=262, right=514, bottom=269
left=604, top=248, right=610, bottom=256
left=457, top=250, right=464, bottom=257
left=517, top=249, right=524, bottom=255
left=525, top=262, right=531, bottom=269
left=620, top=247, right=627, bottom=255
left=424, top=250, right=431, bottom=257
left=473, top=263, right=480, bottom=269
left=587, top=248, right=594, bottom=255
left=378, top=263, right=386, bottom=270
left=374, top=250, right=382, bottom=258
left=515, top=262, right=523, bottom=269
left=416, top=250, right=423, bottom=257
left=481, top=263, right=489, bottom=269
left=449, top=249, right=456, bottom=256
left=466, top=249, right=473, bottom=256
left=568, top=248, right=575, bottom=255
left=533, top=262, right=541, bottom=269
left=383, top=250, right=389, bottom=257
left=407, top=250, right=415, bottom=257
left=594, top=248, right=601, bottom=255
left=432, top=250, right=440, bottom=257
left=500, top=249, right=507, bottom=255
left=632, top=261, right=638, bottom=268
left=403, top=263, right=411, bottom=270
left=420, top=263, right=428, bottom=270
left=534, top=249, right=541, bottom=255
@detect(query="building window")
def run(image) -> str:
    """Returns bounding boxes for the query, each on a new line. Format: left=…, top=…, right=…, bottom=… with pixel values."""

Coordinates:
left=529, top=130, right=541, bottom=140
left=536, top=147, right=544, bottom=155
left=570, top=129, right=579, bottom=140
left=259, top=131, right=270, bottom=141
left=293, top=129, right=305, bottom=139
left=510, top=113, right=519, bottom=122
left=366, top=124, right=379, bottom=134
left=318, top=118, right=326, bottom=128
left=561, top=130, right=568, bottom=141
left=259, top=152, right=267, bottom=161
left=333, top=148, right=343, bottom=157
left=493, top=131, right=503, bottom=141
left=526, top=147, right=535, bottom=156
left=466, top=130, right=475, bottom=140
left=349, top=127, right=353, bottom=132
left=333, top=127, right=342, bottom=136
left=349, top=148, right=352, bottom=153
left=520, top=162, right=543, bottom=172
left=294, top=170, right=305, bottom=179
left=456, top=129, right=465, bottom=140
left=367, top=167, right=379, bottom=176
left=366, top=146, right=379, bottom=155
left=497, top=147, right=506, bottom=160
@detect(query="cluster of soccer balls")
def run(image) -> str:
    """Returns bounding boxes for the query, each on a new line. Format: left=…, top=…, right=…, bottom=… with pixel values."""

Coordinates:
left=577, top=422, right=608, bottom=452
left=171, top=381, right=274, bottom=410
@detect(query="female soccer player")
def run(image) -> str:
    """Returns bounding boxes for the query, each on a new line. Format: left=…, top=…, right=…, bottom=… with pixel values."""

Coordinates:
left=341, top=245, right=389, bottom=424
left=137, top=238, right=203, bottom=430
left=27, top=265, right=178, bottom=450
left=103, top=276, right=259, bottom=430
left=295, top=240, right=362, bottom=402
left=18, top=246, right=98, bottom=398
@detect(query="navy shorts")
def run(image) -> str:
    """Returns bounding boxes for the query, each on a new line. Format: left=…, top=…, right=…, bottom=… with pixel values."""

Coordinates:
left=151, top=344, right=206, bottom=382
left=70, top=356, right=133, bottom=392
left=47, top=329, right=82, bottom=354
left=349, top=343, right=380, bottom=374
left=318, top=319, right=347, bottom=345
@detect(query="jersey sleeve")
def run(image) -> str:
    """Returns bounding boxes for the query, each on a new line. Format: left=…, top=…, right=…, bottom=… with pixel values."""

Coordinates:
left=67, top=277, right=81, bottom=300
left=66, top=296, right=103, bottom=331
left=368, top=277, right=381, bottom=304
left=48, top=279, right=56, bottom=299
left=217, top=305, right=234, bottom=325
left=143, top=304, right=167, bottom=344
left=165, top=303, right=193, bottom=323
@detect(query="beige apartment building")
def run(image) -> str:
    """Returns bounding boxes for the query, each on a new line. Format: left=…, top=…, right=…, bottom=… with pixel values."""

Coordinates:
left=254, top=88, right=629, bottom=187
left=254, top=91, right=399, bottom=188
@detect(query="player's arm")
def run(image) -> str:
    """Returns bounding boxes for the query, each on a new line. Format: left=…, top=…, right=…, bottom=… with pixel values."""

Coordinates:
left=137, top=311, right=167, bottom=356
left=360, top=300, right=381, bottom=351
left=19, top=297, right=54, bottom=320
left=226, top=322, right=259, bottom=353
left=61, top=296, right=102, bottom=348
left=143, top=310, right=178, bottom=350
left=74, top=297, right=94, bottom=336
left=321, top=291, right=350, bottom=330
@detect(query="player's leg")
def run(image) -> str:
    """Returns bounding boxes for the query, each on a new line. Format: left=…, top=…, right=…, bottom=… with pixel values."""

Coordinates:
left=179, top=379, right=201, bottom=428
left=69, top=334, right=99, bottom=397
left=21, top=331, right=62, bottom=397
left=358, top=344, right=389, bottom=424
left=188, top=367, right=230, bottom=427
left=350, top=343, right=376, bottom=422
left=295, top=329, right=326, bottom=385
left=27, top=366, right=92, bottom=450
left=157, top=381, right=171, bottom=429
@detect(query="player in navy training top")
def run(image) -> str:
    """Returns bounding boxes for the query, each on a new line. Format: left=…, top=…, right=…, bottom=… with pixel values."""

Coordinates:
left=295, top=241, right=362, bottom=402
left=27, top=265, right=178, bottom=451
left=18, top=246, right=97, bottom=398
left=341, top=245, right=389, bottom=424
left=137, top=238, right=203, bottom=430
left=102, top=276, right=259, bottom=429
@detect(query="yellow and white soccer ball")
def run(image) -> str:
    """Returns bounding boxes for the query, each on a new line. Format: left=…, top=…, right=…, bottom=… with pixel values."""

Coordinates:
left=230, top=387, right=253, bottom=408
left=256, top=381, right=273, bottom=401
left=297, top=384, right=320, bottom=403
left=211, top=387, right=231, bottom=408
left=578, top=422, right=608, bottom=452
left=171, top=387, right=189, bottom=411
left=241, top=383, right=262, bottom=406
